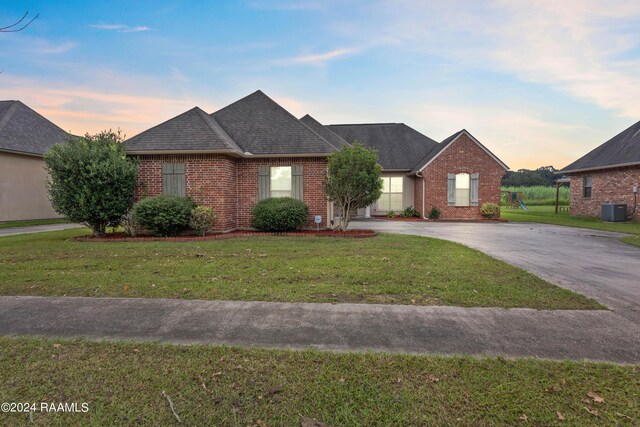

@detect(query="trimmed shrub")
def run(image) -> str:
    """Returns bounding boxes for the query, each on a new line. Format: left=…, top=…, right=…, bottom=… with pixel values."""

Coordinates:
left=480, top=203, right=500, bottom=219
left=400, top=206, right=420, bottom=218
left=190, top=206, right=217, bottom=236
left=133, top=195, right=196, bottom=236
left=428, top=206, right=441, bottom=220
left=252, top=197, right=309, bottom=232
left=386, top=210, right=396, bottom=218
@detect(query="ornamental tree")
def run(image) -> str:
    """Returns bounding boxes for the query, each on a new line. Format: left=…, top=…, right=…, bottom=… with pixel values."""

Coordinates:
left=325, top=142, right=383, bottom=230
left=44, top=130, right=138, bottom=236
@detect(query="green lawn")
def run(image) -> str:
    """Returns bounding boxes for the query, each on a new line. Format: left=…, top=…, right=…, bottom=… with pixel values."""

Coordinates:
left=501, top=206, right=640, bottom=235
left=0, top=218, right=67, bottom=229
left=0, top=337, right=638, bottom=426
left=0, top=228, right=601, bottom=310
left=622, top=236, right=640, bottom=248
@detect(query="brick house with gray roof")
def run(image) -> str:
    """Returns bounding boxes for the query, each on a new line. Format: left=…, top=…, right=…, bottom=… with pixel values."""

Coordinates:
left=560, top=121, right=640, bottom=221
left=126, top=90, right=508, bottom=230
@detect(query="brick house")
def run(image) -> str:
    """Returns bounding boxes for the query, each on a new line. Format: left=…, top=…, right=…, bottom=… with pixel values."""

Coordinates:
left=125, top=90, right=508, bottom=231
left=559, top=121, right=640, bottom=221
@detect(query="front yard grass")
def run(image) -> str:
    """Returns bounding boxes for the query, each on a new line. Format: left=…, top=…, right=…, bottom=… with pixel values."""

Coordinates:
left=501, top=206, right=640, bottom=235
left=0, top=337, right=638, bottom=426
left=621, top=235, right=640, bottom=248
left=0, top=228, right=602, bottom=310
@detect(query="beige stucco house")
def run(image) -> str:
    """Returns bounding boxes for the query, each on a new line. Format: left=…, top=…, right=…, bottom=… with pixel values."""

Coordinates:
left=0, top=101, right=71, bottom=222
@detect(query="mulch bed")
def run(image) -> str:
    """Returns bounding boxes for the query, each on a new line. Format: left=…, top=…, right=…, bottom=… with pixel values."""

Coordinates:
left=373, top=216, right=507, bottom=223
left=74, top=229, right=376, bottom=242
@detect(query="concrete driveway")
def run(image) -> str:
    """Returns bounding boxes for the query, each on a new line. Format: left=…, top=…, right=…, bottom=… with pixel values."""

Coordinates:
left=352, top=220, right=640, bottom=322
left=0, top=223, right=84, bottom=237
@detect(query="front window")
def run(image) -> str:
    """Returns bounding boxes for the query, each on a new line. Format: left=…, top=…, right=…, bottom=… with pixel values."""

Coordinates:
left=378, top=176, right=403, bottom=211
left=455, top=173, right=470, bottom=206
left=583, top=176, right=592, bottom=198
left=270, top=166, right=292, bottom=198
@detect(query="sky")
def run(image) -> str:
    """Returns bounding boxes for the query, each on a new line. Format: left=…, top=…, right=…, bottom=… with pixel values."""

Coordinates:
left=1, top=0, right=640, bottom=170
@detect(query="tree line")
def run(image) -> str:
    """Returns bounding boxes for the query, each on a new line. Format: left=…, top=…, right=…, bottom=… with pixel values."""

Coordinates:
left=502, top=166, right=564, bottom=187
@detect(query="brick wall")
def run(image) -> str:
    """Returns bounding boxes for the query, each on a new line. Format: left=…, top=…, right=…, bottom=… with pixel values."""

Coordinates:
left=134, top=154, right=329, bottom=231
left=420, top=133, right=505, bottom=219
left=569, top=166, right=640, bottom=221
left=135, top=154, right=237, bottom=231
left=236, top=157, right=328, bottom=228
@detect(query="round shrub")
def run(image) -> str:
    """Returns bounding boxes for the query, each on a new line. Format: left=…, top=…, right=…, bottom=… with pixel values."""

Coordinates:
left=189, top=205, right=217, bottom=236
left=251, top=197, right=309, bottom=232
left=428, top=206, right=441, bottom=220
left=480, top=202, right=500, bottom=219
left=133, top=195, right=196, bottom=236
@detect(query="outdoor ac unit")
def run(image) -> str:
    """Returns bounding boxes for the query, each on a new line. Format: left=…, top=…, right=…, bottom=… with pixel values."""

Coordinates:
left=601, top=204, right=627, bottom=222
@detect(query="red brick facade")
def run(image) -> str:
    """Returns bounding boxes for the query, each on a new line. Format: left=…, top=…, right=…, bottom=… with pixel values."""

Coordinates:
left=134, top=154, right=329, bottom=231
left=418, top=133, right=505, bottom=219
left=569, top=166, right=640, bottom=221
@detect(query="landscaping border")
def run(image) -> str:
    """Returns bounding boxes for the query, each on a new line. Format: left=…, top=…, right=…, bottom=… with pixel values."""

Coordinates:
left=74, top=229, right=376, bottom=242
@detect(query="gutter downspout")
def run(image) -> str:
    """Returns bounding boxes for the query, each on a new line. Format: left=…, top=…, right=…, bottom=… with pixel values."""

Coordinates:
left=416, top=171, right=426, bottom=219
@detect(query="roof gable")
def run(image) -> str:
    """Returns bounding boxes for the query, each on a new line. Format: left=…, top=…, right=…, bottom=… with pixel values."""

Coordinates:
left=411, top=130, right=509, bottom=173
left=328, top=123, right=439, bottom=170
left=0, top=100, right=71, bottom=156
left=211, top=91, right=337, bottom=155
left=561, top=120, right=640, bottom=173
left=125, top=107, right=242, bottom=153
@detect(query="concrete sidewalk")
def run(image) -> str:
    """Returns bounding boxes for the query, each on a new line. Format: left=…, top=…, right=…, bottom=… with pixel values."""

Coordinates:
left=1, top=296, right=639, bottom=363
left=0, top=223, right=84, bottom=237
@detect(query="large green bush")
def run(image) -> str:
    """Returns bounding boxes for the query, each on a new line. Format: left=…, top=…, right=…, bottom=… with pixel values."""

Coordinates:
left=252, top=197, right=309, bottom=232
left=44, top=130, right=139, bottom=236
left=133, top=195, right=196, bottom=236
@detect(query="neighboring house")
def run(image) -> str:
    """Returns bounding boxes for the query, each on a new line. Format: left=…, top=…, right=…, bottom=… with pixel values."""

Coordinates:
left=559, top=121, right=640, bottom=221
left=0, top=101, right=70, bottom=222
left=125, top=90, right=508, bottom=231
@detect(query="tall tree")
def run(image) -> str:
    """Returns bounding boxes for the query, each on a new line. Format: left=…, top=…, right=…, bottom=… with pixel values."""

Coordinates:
left=325, top=142, right=383, bottom=231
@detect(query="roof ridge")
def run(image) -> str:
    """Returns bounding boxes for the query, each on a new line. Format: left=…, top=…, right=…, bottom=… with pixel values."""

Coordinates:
left=193, top=107, right=243, bottom=153
left=329, top=123, right=398, bottom=127
left=298, top=114, right=347, bottom=151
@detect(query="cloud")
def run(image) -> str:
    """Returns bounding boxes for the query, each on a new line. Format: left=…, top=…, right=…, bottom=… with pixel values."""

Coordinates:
left=340, top=0, right=640, bottom=118
left=276, top=48, right=358, bottom=66
left=0, top=74, right=212, bottom=136
left=90, top=23, right=150, bottom=33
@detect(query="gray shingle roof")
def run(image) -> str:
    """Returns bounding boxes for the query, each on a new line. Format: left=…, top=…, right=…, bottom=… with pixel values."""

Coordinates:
left=0, top=100, right=71, bottom=156
left=211, top=91, right=337, bottom=155
left=561, top=120, right=640, bottom=173
left=125, top=107, right=242, bottom=153
left=327, top=123, right=439, bottom=170
left=299, top=114, right=349, bottom=150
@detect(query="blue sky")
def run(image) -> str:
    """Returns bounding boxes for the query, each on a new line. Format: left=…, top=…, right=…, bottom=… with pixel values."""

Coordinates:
left=2, top=0, right=640, bottom=169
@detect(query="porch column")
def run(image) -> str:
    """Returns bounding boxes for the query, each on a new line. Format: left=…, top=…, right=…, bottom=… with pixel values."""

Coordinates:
left=365, top=205, right=371, bottom=218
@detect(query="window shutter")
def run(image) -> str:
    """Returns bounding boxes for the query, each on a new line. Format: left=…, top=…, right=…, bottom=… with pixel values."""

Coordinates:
left=470, top=173, right=479, bottom=207
left=447, top=173, right=456, bottom=206
left=258, top=165, right=270, bottom=200
left=292, top=165, right=304, bottom=201
left=162, top=163, right=186, bottom=197
left=162, top=164, right=173, bottom=195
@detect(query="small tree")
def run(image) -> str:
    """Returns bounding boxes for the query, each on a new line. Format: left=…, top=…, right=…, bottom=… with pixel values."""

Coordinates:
left=44, top=130, right=138, bottom=236
left=325, top=142, right=383, bottom=230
